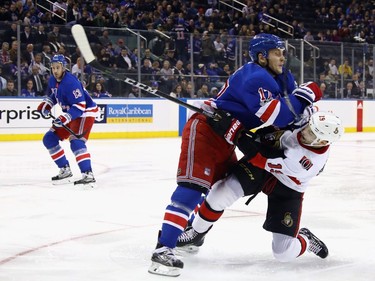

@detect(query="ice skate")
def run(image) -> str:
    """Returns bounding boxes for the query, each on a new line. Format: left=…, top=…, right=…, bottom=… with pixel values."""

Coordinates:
left=148, top=244, right=184, bottom=277
left=299, top=228, right=329, bottom=259
left=51, top=165, right=73, bottom=185
left=74, top=171, right=96, bottom=188
left=176, top=225, right=212, bottom=253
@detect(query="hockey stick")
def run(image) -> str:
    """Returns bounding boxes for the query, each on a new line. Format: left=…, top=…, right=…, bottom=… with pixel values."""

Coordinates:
left=49, top=113, right=86, bottom=139
left=71, top=24, right=217, bottom=119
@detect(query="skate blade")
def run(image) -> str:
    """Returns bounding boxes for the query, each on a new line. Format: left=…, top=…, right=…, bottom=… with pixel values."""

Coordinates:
left=176, top=245, right=200, bottom=255
left=148, top=262, right=181, bottom=277
left=74, top=181, right=97, bottom=188
left=52, top=177, right=73, bottom=185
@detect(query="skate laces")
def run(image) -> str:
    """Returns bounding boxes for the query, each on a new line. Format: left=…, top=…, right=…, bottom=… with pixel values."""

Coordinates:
left=178, top=228, right=198, bottom=243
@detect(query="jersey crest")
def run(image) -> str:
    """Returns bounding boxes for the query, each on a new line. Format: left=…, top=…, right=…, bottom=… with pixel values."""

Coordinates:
left=258, top=87, right=273, bottom=106
left=299, top=156, right=313, bottom=170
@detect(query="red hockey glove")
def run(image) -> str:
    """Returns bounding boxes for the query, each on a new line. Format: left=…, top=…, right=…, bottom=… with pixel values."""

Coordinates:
left=52, top=113, right=72, bottom=127
left=37, top=97, right=54, bottom=117
left=292, top=81, right=322, bottom=105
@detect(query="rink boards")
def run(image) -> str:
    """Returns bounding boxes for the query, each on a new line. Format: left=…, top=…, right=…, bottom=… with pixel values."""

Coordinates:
left=0, top=98, right=374, bottom=141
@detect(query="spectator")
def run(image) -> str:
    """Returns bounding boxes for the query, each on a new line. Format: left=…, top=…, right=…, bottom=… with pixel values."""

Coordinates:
left=141, top=58, right=153, bottom=85
left=0, top=79, right=17, bottom=96
left=163, top=49, right=177, bottom=66
left=184, top=81, right=195, bottom=98
left=213, top=35, right=226, bottom=64
left=8, top=41, right=18, bottom=67
left=3, top=23, right=17, bottom=45
left=148, top=35, right=166, bottom=57
left=0, top=42, right=12, bottom=77
left=343, top=82, right=358, bottom=98
left=367, top=59, right=374, bottom=78
left=28, top=53, right=49, bottom=77
left=303, top=31, right=314, bottom=41
left=196, top=83, right=210, bottom=98
left=0, top=66, right=7, bottom=91
left=22, top=43, right=36, bottom=65
left=226, top=36, right=237, bottom=69
left=71, top=57, right=92, bottom=81
left=339, top=59, right=353, bottom=79
left=358, top=81, right=366, bottom=98
left=351, top=73, right=361, bottom=92
left=328, top=59, right=339, bottom=79
left=28, top=65, right=47, bottom=96
left=20, top=25, right=36, bottom=46
left=171, top=18, right=189, bottom=62
left=206, top=62, right=225, bottom=89
left=92, top=82, right=112, bottom=98
left=99, top=29, right=112, bottom=47
left=141, top=48, right=157, bottom=65
left=114, top=38, right=128, bottom=56
left=158, top=60, right=175, bottom=93
left=128, top=86, right=141, bottom=98
left=173, top=60, right=186, bottom=83
left=35, top=25, right=48, bottom=48
left=170, top=83, right=183, bottom=98
left=201, top=31, right=216, bottom=64
left=116, top=48, right=136, bottom=71
left=210, top=86, right=219, bottom=96
left=21, top=79, right=36, bottom=97
left=319, top=82, right=327, bottom=98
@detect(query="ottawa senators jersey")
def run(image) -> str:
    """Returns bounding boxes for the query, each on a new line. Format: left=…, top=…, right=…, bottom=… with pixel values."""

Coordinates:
left=249, top=129, right=330, bottom=193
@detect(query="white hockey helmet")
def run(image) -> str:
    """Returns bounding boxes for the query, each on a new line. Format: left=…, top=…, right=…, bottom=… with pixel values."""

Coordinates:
left=307, top=111, right=344, bottom=146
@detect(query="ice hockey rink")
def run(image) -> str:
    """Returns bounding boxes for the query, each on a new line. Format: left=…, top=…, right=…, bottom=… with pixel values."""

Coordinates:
left=0, top=133, right=374, bottom=281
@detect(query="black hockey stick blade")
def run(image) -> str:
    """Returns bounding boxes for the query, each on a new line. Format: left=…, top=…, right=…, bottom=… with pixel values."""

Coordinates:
left=49, top=113, right=86, bottom=139
left=71, top=24, right=216, bottom=119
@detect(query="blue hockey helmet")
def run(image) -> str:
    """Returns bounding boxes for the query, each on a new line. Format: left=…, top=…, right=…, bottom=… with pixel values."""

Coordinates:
left=51, top=54, right=67, bottom=67
left=249, top=33, right=285, bottom=62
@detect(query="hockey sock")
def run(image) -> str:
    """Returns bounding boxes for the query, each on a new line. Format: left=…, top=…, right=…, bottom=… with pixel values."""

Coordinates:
left=159, top=186, right=203, bottom=248
left=192, top=200, right=224, bottom=233
left=43, top=131, right=69, bottom=168
left=188, top=194, right=206, bottom=226
left=70, top=139, right=92, bottom=173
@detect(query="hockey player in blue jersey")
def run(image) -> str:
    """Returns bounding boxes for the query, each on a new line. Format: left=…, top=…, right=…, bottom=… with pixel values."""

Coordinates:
left=37, top=55, right=98, bottom=187
left=148, top=33, right=322, bottom=277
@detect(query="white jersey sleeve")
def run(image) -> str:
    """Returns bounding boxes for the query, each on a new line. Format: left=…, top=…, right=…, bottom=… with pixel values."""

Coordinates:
left=249, top=129, right=330, bottom=193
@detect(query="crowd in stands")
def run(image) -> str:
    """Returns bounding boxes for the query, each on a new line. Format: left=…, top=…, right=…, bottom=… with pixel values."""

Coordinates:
left=0, top=0, right=374, bottom=99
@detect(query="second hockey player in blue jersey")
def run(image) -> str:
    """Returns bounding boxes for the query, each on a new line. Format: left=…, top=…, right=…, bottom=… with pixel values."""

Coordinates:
left=37, top=54, right=98, bottom=187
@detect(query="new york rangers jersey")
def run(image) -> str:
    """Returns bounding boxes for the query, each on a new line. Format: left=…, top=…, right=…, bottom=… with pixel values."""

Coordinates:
left=250, top=129, right=330, bottom=193
left=47, top=71, right=98, bottom=120
left=211, top=62, right=303, bottom=129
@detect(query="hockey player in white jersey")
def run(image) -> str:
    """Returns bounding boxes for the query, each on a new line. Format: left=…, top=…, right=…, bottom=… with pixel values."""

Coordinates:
left=177, top=111, right=344, bottom=263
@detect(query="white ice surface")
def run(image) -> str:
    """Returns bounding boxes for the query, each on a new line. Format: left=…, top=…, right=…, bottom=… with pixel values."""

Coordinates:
left=0, top=133, right=374, bottom=281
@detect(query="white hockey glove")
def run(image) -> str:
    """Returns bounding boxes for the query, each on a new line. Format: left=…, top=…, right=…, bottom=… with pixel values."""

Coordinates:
left=294, top=105, right=317, bottom=128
